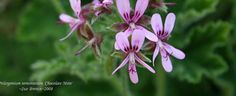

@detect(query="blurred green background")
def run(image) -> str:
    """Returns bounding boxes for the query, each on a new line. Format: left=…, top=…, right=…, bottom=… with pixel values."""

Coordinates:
left=0, top=0, right=236, bottom=96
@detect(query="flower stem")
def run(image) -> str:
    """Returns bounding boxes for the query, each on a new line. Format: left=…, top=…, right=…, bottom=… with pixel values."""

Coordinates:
left=121, top=68, right=132, bottom=96
left=156, top=64, right=166, bottom=96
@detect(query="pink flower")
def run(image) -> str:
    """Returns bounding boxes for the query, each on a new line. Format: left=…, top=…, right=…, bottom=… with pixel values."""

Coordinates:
left=59, top=0, right=85, bottom=41
left=101, top=0, right=113, bottom=6
left=93, top=0, right=113, bottom=16
left=151, top=13, right=185, bottom=72
left=115, top=0, right=157, bottom=42
left=112, top=30, right=155, bottom=84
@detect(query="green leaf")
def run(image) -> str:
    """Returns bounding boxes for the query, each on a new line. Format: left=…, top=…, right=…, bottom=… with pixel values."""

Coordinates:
left=31, top=42, right=103, bottom=82
left=16, top=0, right=67, bottom=42
left=171, top=21, right=231, bottom=83
left=55, top=80, right=119, bottom=96
left=169, top=0, right=219, bottom=48
left=173, top=0, right=218, bottom=13
left=167, top=76, right=234, bottom=96
left=30, top=60, right=70, bottom=81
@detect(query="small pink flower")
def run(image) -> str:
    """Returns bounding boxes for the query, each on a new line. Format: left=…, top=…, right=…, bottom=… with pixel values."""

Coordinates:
left=59, top=0, right=85, bottom=41
left=115, top=0, right=157, bottom=42
left=102, top=0, right=113, bottom=6
left=93, top=0, right=113, bottom=16
left=112, top=30, right=155, bottom=84
left=151, top=13, right=185, bottom=72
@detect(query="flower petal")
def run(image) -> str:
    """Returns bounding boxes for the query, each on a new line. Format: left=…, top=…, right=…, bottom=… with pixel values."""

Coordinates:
left=114, top=41, right=120, bottom=50
left=93, top=0, right=102, bottom=9
left=152, top=45, right=160, bottom=66
left=60, top=23, right=80, bottom=41
left=131, top=29, right=145, bottom=52
left=115, top=32, right=130, bottom=52
left=151, top=13, right=163, bottom=35
left=133, top=0, right=149, bottom=22
left=135, top=54, right=155, bottom=73
left=102, top=0, right=113, bottom=5
left=141, top=27, right=158, bottom=42
left=93, top=0, right=100, bottom=4
left=59, top=14, right=77, bottom=23
left=129, top=63, right=139, bottom=84
left=69, top=0, right=81, bottom=17
left=164, top=13, right=176, bottom=35
left=164, top=43, right=185, bottom=60
left=160, top=49, right=173, bottom=72
left=124, top=28, right=132, bottom=37
left=116, top=0, right=131, bottom=23
left=112, top=55, right=129, bottom=75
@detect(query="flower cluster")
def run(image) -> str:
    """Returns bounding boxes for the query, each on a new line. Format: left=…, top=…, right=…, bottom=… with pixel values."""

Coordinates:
left=59, top=0, right=185, bottom=84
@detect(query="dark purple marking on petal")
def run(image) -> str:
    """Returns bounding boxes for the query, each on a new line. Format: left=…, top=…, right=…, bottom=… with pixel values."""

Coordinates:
left=132, top=11, right=141, bottom=22
left=129, top=65, right=136, bottom=74
left=123, top=12, right=130, bottom=22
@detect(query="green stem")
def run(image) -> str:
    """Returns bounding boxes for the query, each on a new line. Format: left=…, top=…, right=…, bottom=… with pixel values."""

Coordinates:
left=156, top=64, right=166, bottom=96
left=121, top=68, right=132, bottom=96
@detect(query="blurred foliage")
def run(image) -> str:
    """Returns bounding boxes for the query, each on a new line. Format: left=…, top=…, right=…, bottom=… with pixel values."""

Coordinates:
left=0, top=0, right=236, bottom=96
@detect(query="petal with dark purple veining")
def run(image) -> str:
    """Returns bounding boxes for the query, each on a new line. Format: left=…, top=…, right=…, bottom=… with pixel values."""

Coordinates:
left=151, top=13, right=163, bottom=35
left=131, top=29, right=145, bottom=52
left=128, top=63, right=138, bottom=84
left=160, top=49, right=173, bottom=72
left=116, top=0, right=131, bottom=23
left=133, top=0, right=149, bottom=22
left=115, top=32, right=130, bottom=52
left=164, top=13, right=176, bottom=35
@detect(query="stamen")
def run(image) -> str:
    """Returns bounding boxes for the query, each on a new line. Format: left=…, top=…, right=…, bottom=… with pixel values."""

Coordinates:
left=130, top=23, right=136, bottom=30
